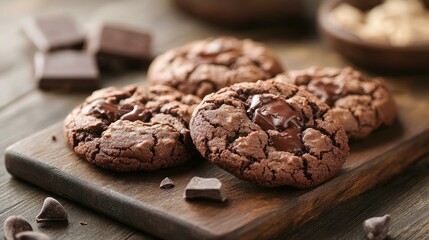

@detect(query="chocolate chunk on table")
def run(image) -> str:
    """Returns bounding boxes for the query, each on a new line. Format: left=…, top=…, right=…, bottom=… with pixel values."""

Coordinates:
left=22, top=15, right=84, bottom=51
left=15, top=231, right=51, bottom=240
left=34, top=50, right=100, bottom=91
left=184, top=177, right=227, bottom=202
left=3, top=216, right=33, bottom=240
left=36, top=197, right=68, bottom=222
left=363, top=214, right=391, bottom=240
left=160, top=177, right=175, bottom=189
left=87, top=24, right=152, bottom=71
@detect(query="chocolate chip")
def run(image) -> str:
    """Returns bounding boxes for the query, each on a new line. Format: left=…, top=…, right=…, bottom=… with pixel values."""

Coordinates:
left=90, top=101, right=150, bottom=123
left=36, top=197, right=68, bottom=222
left=51, top=135, right=56, bottom=142
left=160, top=177, right=175, bottom=189
left=3, top=216, right=33, bottom=240
left=363, top=214, right=391, bottom=240
left=87, top=24, right=152, bottom=72
left=93, top=101, right=130, bottom=121
left=307, top=79, right=343, bottom=106
left=15, top=231, right=50, bottom=240
left=34, top=51, right=100, bottom=92
left=22, top=15, right=84, bottom=52
left=247, top=94, right=303, bottom=152
left=184, top=177, right=227, bottom=202
left=120, top=105, right=149, bottom=122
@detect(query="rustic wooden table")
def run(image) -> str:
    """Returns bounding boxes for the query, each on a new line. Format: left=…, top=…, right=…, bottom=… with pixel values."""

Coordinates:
left=0, top=0, right=428, bottom=239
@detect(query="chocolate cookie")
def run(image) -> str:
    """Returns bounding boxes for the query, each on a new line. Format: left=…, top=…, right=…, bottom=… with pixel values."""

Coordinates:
left=190, top=80, right=349, bottom=188
left=276, top=67, right=397, bottom=139
left=64, top=85, right=201, bottom=172
left=148, top=37, right=283, bottom=98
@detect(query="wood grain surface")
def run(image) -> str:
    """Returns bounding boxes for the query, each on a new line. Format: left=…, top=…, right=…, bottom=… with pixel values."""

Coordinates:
left=0, top=0, right=428, bottom=239
left=5, top=74, right=429, bottom=239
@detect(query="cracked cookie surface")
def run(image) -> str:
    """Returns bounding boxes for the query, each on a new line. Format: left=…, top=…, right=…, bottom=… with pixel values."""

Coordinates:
left=276, top=67, right=397, bottom=139
left=148, top=36, right=283, bottom=98
left=190, top=80, right=349, bottom=188
left=64, top=84, right=201, bottom=172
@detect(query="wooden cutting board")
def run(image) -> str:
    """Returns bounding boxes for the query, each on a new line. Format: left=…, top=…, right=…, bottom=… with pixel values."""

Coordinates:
left=5, top=81, right=429, bottom=240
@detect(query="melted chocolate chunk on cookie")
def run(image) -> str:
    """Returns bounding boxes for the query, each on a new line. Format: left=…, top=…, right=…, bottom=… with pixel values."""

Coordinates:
left=97, top=101, right=130, bottom=114
left=307, top=80, right=343, bottom=106
left=90, top=100, right=131, bottom=122
left=120, top=105, right=148, bottom=121
left=88, top=100, right=149, bottom=122
left=247, top=94, right=303, bottom=152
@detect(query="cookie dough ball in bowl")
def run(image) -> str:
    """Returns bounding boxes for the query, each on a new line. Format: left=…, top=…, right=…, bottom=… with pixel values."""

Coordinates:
left=148, top=37, right=284, bottom=98
left=190, top=80, right=349, bottom=188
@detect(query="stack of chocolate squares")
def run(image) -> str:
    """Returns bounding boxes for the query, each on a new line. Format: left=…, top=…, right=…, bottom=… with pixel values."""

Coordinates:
left=22, top=14, right=152, bottom=91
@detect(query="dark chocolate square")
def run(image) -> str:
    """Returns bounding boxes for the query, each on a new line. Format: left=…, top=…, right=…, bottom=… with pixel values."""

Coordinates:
left=22, top=15, right=84, bottom=51
left=87, top=24, right=152, bottom=71
left=34, top=51, right=100, bottom=91
left=184, top=177, right=227, bottom=202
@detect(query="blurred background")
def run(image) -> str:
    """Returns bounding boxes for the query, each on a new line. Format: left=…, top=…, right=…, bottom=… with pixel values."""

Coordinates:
left=2, top=0, right=427, bottom=94
left=0, top=0, right=321, bottom=71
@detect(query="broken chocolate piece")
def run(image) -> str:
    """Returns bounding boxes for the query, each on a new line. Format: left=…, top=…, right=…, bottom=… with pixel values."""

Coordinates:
left=22, top=15, right=84, bottom=52
left=307, top=79, right=343, bottom=106
left=87, top=24, right=152, bottom=71
left=36, top=197, right=68, bottom=222
left=34, top=51, right=100, bottom=91
left=247, top=94, right=303, bottom=152
left=184, top=177, right=227, bottom=202
left=3, top=216, right=33, bottom=240
left=15, top=231, right=51, bottom=240
left=160, top=177, right=175, bottom=189
left=363, top=214, right=391, bottom=240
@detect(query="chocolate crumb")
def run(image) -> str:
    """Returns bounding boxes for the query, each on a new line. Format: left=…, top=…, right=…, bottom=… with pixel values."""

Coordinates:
left=51, top=135, right=57, bottom=142
left=184, top=177, right=227, bottom=202
left=79, top=221, right=88, bottom=225
left=363, top=214, right=391, bottom=240
left=160, top=177, right=175, bottom=189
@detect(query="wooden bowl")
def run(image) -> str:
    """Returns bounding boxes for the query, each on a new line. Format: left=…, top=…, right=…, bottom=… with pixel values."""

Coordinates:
left=173, top=0, right=316, bottom=26
left=318, top=0, right=429, bottom=73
